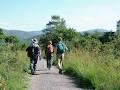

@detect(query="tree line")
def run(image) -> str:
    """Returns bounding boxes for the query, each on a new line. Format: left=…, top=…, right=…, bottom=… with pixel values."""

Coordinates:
left=38, top=15, right=120, bottom=59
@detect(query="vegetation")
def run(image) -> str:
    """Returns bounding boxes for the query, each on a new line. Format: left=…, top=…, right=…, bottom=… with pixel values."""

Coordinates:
left=64, top=49, right=120, bottom=90
left=3, top=30, right=41, bottom=41
left=38, top=15, right=120, bottom=90
left=0, top=28, right=28, bottom=90
left=0, top=15, right=120, bottom=90
left=39, top=15, right=79, bottom=48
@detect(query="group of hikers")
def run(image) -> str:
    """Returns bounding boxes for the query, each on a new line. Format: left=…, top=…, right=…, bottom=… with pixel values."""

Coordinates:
left=26, top=37, right=68, bottom=74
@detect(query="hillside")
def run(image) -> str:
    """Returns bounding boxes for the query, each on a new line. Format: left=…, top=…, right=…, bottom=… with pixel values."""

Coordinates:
left=3, top=30, right=43, bottom=41
left=2, top=29, right=109, bottom=42
left=81, top=29, right=109, bottom=34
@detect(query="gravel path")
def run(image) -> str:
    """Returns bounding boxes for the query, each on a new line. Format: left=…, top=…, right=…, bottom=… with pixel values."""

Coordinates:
left=27, top=59, right=83, bottom=90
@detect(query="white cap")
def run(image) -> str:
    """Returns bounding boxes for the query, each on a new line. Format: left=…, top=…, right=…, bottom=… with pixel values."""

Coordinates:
left=32, top=38, right=38, bottom=44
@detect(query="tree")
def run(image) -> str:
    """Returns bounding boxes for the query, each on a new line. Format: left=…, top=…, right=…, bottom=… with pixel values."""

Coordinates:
left=5, top=35, right=19, bottom=44
left=39, top=15, right=80, bottom=49
left=43, top=15, right=66, bottom=34
left=0, top=28, right=4, bottom=35
left=100, top=32, right=115, bottom=43
left=0, top=28, right=5, bottom=45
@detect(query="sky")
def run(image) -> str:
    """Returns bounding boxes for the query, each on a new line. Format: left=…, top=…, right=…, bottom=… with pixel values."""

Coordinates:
left=0, top=0, right=120, bottom=32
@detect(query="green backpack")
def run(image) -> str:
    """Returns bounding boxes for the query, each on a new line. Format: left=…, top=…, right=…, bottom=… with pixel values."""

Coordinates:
left=57, top=42, right=65, bottom=54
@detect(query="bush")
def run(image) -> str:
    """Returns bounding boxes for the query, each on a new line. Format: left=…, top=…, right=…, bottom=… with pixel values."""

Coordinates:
left=64, top=50, right=120, bottom=90
left=0, top=47, right=28, bottom=90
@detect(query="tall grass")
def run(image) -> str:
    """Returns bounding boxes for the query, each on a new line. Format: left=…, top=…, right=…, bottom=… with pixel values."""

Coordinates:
left=64, top=49, right=120, bottom=90
left=0, top=46, right=28, bottom=90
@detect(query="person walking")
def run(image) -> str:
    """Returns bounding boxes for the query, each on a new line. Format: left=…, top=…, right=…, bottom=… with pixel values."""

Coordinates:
left=56, top=37, right=68, bottom=74
left=45, top=41, right=54, bottom=70
left=26, top=38, right=41, bottom=74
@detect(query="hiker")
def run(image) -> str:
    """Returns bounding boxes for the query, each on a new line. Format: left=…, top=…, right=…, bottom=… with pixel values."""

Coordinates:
left=45, top=41, right=54, bottom=70
left=56, top=37, right=68, bottom=74
left=26, top=38, right=41, bottom=72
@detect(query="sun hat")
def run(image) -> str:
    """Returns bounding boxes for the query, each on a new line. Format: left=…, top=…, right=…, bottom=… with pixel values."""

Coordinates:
left=48, top=41, right=52, bottom=44
left=32, top=38, right=38, bottom=44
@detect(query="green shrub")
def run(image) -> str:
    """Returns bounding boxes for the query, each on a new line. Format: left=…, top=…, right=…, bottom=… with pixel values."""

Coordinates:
left=64, top=50, right=120, bottom=90
left=0, top=47, right=28, bottom=90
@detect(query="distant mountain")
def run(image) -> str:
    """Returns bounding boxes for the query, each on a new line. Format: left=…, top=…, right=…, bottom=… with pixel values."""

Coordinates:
left=81, top=29, right=109, bottom=34
left=3, top=30, right=43, bottom=41
left=2, top=28, right=110, bottom=43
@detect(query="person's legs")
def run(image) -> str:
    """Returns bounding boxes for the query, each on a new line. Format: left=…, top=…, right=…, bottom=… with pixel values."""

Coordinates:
left=47, top=54, right=52, bottom=70
left=59, top=54, right=64, bottom=69
left=47, top=59, right=49, bottom=68
left=49, top=56, right=52, bottom=69
left=48, top=59, right=51, bottom=70
left=58, top=58, right=61, bottom=69
left=59, top=54, right=64, bottom=74
left=60, top=60, right=63, bottom=69
left=30, top=57, right=35, bottom=75
left=34, top=56, right=38, bottom=71
left=57, top=54, right=64, bottom=74
left=58, top=59, right=62, bottom=74
left=57, top=54, right=61, bottom=69
left=46, top=54, right=49, bottom=68
left=30, top=57, right=33, bottom=69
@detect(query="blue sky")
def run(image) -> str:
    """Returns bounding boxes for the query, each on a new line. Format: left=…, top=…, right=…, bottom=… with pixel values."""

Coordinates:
left=0, top=0, right=120, bottom=31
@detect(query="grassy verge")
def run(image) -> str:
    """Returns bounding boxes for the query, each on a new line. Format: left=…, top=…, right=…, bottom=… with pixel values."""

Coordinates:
left=64, top=50, right=120, bottom=90
left=0, top=47, right=29, bottom=90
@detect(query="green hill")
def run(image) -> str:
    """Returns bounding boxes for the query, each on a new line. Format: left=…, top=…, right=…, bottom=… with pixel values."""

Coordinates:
left=3, top=30, right=43, bottom=41
left=81, top=29, right=109, bottom=34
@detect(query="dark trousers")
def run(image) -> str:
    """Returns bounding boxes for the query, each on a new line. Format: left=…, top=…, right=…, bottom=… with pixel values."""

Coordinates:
left=30, top=56, right=38, bottom=70
left=46, top=54, right=52, bottom=69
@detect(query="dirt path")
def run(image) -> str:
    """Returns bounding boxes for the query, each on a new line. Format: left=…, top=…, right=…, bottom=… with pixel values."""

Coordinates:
left=27, top=59, right=83, bottom=90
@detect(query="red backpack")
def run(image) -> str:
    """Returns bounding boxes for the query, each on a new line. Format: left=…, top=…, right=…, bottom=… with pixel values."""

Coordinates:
left=47, top=45, right=54, bottom=54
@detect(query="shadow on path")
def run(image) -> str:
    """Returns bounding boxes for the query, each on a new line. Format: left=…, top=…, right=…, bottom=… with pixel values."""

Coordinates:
left=64, top=71, right=95, bottom=90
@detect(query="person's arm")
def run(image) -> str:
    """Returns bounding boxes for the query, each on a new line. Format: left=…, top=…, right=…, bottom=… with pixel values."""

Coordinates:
left=50, top=45, right=54, bottom=53
left=26, top=47, right=29, bottom=51
left=63, top=43, right=68, bottom=51
left=45, top=46, right=47, bottom=55
left=39, top=49, right=41, bottom=56
left=36, top=46, right=41, bottom=60
left=39, top=48, right=42, bottom=60
left=55, top=43, right=58, bottom=54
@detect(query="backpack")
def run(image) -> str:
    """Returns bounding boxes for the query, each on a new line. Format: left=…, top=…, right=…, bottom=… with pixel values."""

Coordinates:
left=57, top=42, right=64, bottom=54
left=26, top=46, right=35, bottom=57
left=47, top=45, right=54, bottom=54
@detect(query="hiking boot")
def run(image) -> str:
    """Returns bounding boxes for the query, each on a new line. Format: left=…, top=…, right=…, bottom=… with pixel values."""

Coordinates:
left=48, top=66, right=50, bottom=70
left=59, top=69, right=63, bottom=74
